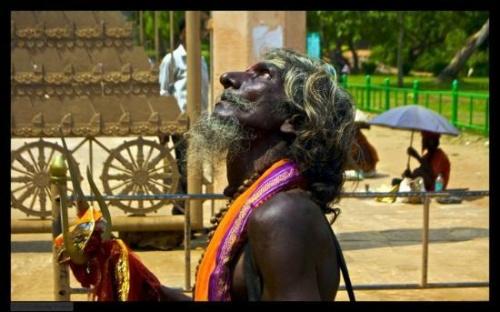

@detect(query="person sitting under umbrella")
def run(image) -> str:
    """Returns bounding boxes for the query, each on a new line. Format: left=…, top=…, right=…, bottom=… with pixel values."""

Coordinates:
left=402, top=130, right=450, bottom=191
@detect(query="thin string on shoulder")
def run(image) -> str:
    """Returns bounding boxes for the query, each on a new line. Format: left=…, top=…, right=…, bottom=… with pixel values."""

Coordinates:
left=331, top=228, right=355, bottom=301
left=324, top=206, right=355, bottom=302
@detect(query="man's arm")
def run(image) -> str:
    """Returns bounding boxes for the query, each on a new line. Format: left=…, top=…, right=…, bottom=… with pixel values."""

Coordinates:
left=159, top=54, right=173, bottom=96
left=403, top=161, right=434, bottom=190
left=247, top=192, right=325, bottom=300
left=407, top=146, right=422, bottom=163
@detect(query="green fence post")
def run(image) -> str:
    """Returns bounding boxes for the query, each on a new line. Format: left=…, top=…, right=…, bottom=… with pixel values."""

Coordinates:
left=468, top=97, right=473, bottom=127
left=413, top=79, right=420, bottom=104
left=384, top=78, right=390, bottom=111
left=366, top=75, right=371, bottom=111
left=485, top=98, right=489, bottom=136
left=341, top=74, right=348, bottom=89
left=451, top=79, right=459, bottom=126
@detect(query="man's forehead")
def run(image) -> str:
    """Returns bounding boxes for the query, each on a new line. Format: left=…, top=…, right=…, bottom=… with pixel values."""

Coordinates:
left=245, top=61, right=283, bottom=71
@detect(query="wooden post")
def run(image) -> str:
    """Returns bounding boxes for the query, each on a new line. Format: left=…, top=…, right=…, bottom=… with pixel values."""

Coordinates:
left=184, top=198, right=192, bottom=291
left=185, top=11, right=203, bottom=230
left=421, top=195, right=431, bottom=288
left=207, top=16, right=215, bottom=218
left=50, top=155, right=71, bottom=300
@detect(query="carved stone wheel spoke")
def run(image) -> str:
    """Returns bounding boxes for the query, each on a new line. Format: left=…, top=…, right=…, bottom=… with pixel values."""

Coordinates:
left=11, top=139, right=81, bottom=218
left=101, top=137, right=179, bottom=214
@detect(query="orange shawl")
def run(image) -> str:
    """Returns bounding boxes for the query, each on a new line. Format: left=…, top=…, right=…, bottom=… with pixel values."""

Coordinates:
left=194, top=159, right=302, bottom=300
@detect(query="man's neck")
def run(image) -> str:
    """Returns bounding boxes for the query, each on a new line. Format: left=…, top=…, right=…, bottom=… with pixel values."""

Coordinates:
left=225, top=133, right=288, bottom=197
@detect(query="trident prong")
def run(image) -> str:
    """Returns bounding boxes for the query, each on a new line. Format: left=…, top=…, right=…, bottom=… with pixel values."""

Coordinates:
left=51, top=153, right=88, bottom=265
left=86, top=166, right=112, bottom=240
left=59, top=127, right=87, bottom=213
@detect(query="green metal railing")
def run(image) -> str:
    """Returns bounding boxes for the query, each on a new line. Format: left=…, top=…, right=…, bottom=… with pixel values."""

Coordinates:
left=341, top=75, right=490, bottom=136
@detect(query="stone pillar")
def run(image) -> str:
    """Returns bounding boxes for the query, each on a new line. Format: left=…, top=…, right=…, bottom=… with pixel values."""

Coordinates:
left=210, top=11, right=306, bottom=211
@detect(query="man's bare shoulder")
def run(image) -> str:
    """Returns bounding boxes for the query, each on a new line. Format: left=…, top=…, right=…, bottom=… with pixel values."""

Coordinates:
left=245, top=189, right=338, bottom=300
left=248, top=189, right=323, bottom=235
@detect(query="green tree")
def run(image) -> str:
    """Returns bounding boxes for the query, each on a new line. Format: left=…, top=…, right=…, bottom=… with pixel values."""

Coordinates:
left=307, top=11, right=387, bottom=73
left=368, top=11, right=489, bottom=77
left=438, top=19, right=489, bottom=82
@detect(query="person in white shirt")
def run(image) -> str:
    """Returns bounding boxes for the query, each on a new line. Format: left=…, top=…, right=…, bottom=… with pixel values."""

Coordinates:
left=159, top=19, right=209, bottom=113
left=158, top=18, right=210, bottom=214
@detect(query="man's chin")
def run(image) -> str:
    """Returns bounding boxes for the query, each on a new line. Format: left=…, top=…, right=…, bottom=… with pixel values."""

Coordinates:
left=186, top=112, right=246, bottom=165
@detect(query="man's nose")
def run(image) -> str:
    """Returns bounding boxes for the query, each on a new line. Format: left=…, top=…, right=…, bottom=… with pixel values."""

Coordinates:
left=220, top=72, right=243, bottom=89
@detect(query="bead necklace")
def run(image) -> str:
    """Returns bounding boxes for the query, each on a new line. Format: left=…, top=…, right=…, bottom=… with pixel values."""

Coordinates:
left=192, top=170, right=262, bottom=295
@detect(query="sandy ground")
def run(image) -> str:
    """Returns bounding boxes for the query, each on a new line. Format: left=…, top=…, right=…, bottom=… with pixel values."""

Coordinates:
left=10, top=122, right=489, bottom=301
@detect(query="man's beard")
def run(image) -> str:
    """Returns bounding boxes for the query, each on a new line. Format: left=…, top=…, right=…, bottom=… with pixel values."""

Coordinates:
left=186, top=112, right=254, bottom=166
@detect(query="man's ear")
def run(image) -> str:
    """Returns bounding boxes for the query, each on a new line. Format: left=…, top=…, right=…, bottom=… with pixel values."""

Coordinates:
left=280, top=117, right=298, bottom=135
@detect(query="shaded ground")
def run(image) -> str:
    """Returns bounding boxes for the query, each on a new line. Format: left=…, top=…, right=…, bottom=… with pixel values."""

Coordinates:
left=11, top=124, right=489, bottom=301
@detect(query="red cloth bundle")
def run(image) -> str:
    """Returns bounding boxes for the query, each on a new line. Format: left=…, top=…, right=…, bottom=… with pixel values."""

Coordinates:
left=54, top=208, right=163, bottom=301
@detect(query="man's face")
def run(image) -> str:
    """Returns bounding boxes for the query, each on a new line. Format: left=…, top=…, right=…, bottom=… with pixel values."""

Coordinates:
left=187, top=61, right=288, bottom=164
left=214, top=61, right=288, bottom=131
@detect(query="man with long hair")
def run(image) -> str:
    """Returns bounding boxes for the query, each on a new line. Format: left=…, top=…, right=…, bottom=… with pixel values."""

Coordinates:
left=179, top=48, right=356, bottom=300
left=59, top=48, right=356, bottom=301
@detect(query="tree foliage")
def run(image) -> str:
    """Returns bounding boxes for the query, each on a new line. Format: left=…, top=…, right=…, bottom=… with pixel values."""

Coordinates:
left=123, top=11, right=489, bottom=78
left=438, top=19, right=489, bottom=82
left=307, top=11, right=489, bottom=77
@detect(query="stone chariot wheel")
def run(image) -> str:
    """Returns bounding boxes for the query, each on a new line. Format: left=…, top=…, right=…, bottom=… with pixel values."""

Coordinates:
left=101, top=137, right=180, bottom=214
left=11, top=139, right=81, bottom=218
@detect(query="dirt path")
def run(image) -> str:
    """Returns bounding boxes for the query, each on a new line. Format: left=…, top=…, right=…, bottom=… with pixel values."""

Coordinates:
left=11, top=124, right=489, bottom=301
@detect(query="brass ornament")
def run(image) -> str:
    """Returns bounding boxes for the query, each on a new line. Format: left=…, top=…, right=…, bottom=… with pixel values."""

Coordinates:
left=45, top=27, right=71, bottom=39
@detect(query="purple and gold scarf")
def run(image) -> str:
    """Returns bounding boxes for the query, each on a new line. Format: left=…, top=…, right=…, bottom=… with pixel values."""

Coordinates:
left=194, top=159, right=302, bottom=301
